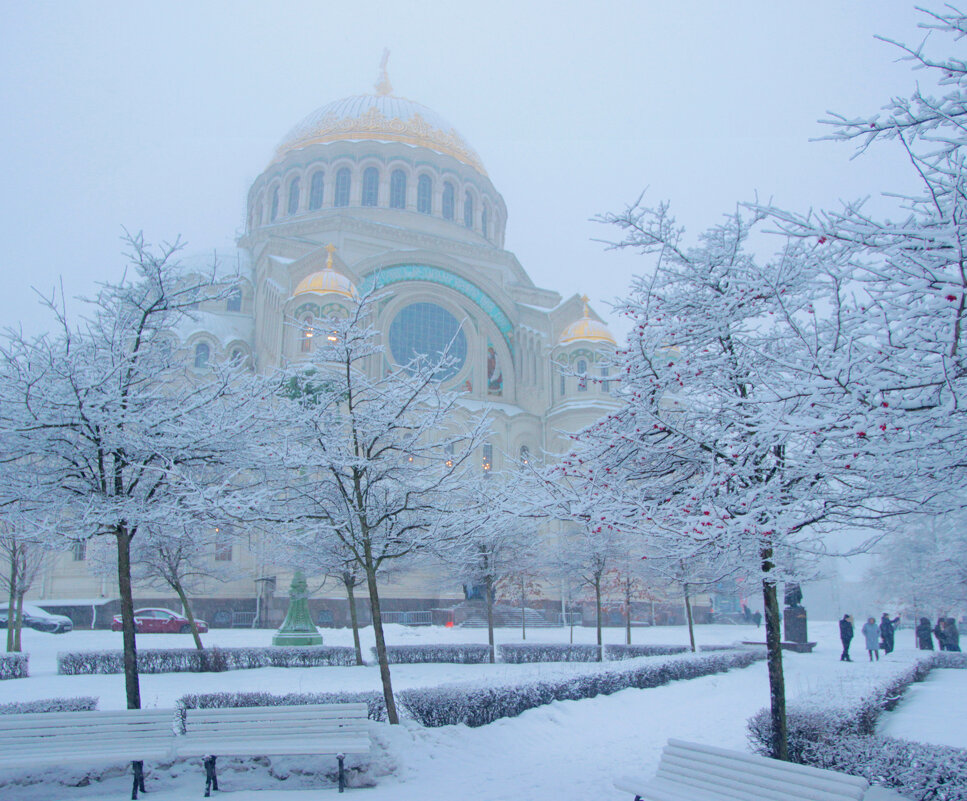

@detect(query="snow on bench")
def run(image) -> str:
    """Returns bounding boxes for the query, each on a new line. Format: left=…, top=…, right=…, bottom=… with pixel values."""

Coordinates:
left=177, top=702, right=371, bottom=796
left=0, top=708, right=176, bottom=799
left=614, top=738, right=910, bottom=801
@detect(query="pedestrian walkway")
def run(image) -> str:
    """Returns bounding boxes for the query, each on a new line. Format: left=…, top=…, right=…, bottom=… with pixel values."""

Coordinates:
left=877, top=668, right=967, bottom=748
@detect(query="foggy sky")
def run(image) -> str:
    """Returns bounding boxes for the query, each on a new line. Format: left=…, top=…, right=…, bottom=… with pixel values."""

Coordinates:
left=0, top=1, right=933, bottom=335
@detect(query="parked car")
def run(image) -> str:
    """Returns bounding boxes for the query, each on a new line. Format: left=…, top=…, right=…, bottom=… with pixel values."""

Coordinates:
left=0, top=603, right=73, bottom=633
left=111, top=608, right=208, bottom=634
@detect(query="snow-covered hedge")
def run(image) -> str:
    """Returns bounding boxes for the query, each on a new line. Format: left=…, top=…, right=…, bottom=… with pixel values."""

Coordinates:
left=0, top=653, right=27, bottom=680
left=497, top=643, right=603, bottom=663
left=0, top=696, right=97, bottom=714
left=748, top=654, right=967, bottom=800
left=377, top=643, right=492, bottom=664
left=177, top=690, right=387, bottom=722
left=58, top=645, right=357, bottom=675
left=399, top=648, right=763, bottom=727
left=604, top=644, right=689, bottom=659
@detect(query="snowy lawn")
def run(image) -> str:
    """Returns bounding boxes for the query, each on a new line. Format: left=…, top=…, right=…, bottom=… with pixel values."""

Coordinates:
left=0, top=619, right=930, bottom=801
left=877, top=667, right=967, bottom=749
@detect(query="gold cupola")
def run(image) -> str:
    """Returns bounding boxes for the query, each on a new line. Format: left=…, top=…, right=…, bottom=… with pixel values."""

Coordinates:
left=559, top=295, right=616, bottom=345
left=293, top=244, right=357, bottom=299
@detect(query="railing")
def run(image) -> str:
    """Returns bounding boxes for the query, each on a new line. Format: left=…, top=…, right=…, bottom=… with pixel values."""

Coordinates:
left=381, top=610, right=432, bottom=626
left=558, top=612, right=583, bottom=626
left=232, top=611, right=256, bottom=628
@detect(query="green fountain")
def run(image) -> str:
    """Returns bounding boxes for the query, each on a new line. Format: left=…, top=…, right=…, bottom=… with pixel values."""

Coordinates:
left=272, top=571, right=323, bottom=646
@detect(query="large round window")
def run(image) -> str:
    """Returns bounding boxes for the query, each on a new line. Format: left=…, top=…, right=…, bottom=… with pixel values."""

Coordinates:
left=389, top=302, right=467, bottom=380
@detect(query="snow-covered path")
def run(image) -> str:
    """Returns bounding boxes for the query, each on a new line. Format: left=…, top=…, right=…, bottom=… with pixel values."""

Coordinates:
left=878, top=667, right=967, bottom=749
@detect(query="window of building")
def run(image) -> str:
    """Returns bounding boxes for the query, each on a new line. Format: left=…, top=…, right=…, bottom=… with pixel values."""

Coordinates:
left=227, top=288, right=242, bottom=312
left=482, top=206, right=488, bottom=238
left=230, top=348, right=245, bottom=366
left=519, top=445, right=530, bottom=467
left=442, top=182, right=455, bottom=220
left=577, top=359, right=588, bottom=391
left=194, top=342, right=210, bottom=369
left=287, top=177, right=300, bottom=215
left=444, top=442, right=454, bottom=468
left=334, top=168, right=351, bottom=207
left=72, top=541, right=86, bottom=561
left=417, top=175, right=432, bottom=214
left=559, top=367, right=566, bottom=397
left=390, top=170, right=406, bottom=209
left=464, top=191, right=474, bottom=228
left=601, top=366, right=610, bottom=393
left=270, top=187, right=279, bottom=221
left=482, top=443, right=493, bottom=472
left=214, top=528, right=232, bottom=562
left=388, top=302, right=467, bottom=380
left=309, top=171, right=325, bottom=210
left=362, top=167, right=379, bottom=206
left=300, top=315, right=314, bottom=353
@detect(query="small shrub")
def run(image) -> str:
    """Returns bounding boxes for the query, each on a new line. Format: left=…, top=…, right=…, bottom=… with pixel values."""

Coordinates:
left=0, top=696, right=97, bottom=714
left=498, top=643, right=602, bottom=663
left=378, top=644, right=492, bottom=664
left=0, top=653, right=28, bottom=680
left=177, top=690, right=386, bottom=722
left=605, top=644, right=689, bottom=660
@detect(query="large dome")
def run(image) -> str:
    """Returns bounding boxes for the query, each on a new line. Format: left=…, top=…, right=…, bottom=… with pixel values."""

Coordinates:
left=274, top=93, right=487, bottom=176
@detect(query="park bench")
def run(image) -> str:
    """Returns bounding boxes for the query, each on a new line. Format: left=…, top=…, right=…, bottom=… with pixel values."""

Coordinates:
left=176, top=702, right=370, bottom=796
left=0, top=708, right=175, bottom=799
left=614, top=738, right=909, bottom=800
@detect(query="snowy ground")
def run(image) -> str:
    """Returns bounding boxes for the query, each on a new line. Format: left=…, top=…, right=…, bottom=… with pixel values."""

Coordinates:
left=0, top=620, right=942, bottom=800
left=877, top=667, right=967, bottom=749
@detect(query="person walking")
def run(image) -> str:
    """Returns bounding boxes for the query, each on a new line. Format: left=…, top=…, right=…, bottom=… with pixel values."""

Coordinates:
left=880, top=613, right=900, bottom=654
left=945, top=617, right=961, bottom=652
left=862, top=617, right=880, bottom=661
left=839, top=614, right=854, bottom=661
left=916, top=617, right=934, bottom=650
left=934, top=617, right=949, bottom=651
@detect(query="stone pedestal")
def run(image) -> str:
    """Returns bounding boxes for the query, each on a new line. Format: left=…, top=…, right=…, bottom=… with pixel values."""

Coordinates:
left=272, top=571, right=323, bottom=646
left=783, top=606, right=808, bottom=644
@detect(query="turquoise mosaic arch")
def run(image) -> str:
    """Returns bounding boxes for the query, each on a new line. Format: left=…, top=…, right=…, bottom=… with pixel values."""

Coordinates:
left=360, top=264, right=514, bottom=351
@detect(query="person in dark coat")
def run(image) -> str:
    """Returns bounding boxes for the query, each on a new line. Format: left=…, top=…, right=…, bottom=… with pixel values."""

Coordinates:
left=839, top=614, right=854, bottom=661
left=862, top=617, right=880, bottom=661
left=916, top=617, right=934, bottom=650
left=880, top=613, right=900, bottom=654
left=945, top=617, right=961, bottom=652
left=934, top=617, right=949, bottom=651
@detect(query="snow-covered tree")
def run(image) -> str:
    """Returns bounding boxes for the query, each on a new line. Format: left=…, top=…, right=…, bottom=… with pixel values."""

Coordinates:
left=0, top=520, right=50, bottom=652
left=0, top=234, right=262, bottom=709
left=262, top=295, right=488, bottom=723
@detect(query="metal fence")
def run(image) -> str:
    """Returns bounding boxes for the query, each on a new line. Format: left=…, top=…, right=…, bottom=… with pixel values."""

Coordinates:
left=381, top=610, right=433, bottom=626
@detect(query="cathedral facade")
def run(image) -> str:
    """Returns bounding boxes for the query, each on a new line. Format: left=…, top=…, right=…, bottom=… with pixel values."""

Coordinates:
left=33, top=70, right=622, bottom=628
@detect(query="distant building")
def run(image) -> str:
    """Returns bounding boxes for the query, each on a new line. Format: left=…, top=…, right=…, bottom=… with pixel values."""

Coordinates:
left=32, top=65, right=622, bottom=628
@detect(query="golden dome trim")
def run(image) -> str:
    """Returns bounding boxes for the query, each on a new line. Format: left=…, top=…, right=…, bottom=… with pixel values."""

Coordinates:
left=274, top=107, right=487, bottom=176
left=292, top=244, right=357, bottom=299
left=559, top=295, right=616, bottom=345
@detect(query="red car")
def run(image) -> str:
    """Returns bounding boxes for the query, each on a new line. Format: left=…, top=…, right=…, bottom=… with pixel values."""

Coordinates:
left=111, top=608, right=209, bottom=634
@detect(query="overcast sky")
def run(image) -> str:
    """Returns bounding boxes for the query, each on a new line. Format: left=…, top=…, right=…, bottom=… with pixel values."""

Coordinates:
left=0, top=1, right=938, bottom=335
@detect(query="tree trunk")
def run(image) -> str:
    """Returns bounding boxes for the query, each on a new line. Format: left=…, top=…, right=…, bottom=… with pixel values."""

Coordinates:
left=520, top=577, right=526, bottom=641
left=684, top=584, right=696, bottom=652
left=13, top=590, right=24, bottom=652
left=762, top=577, right=787, bottom=760
left=171, top=579, right=204, bottom=650
left=485, top=576, right=495, bottom=664
left=364, top=558, right=398, bottom=724
left=6, top=545, right=17, bottom=652
left=344, top=575, right=363, bottom=666
left=594, top=576, right=603, bottom=661
left=625, top=579, right=632, bottom=645
left=116, top=526, right=142, bottom=710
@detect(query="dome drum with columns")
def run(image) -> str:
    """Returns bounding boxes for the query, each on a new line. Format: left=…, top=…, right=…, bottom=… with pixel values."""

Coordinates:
left=33, top=60, right=626, bottom=625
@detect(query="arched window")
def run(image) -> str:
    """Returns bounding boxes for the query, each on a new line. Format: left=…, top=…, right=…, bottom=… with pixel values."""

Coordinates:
left=227, top=288, right=242, bottom=312
left=230, top=347, right=244, bottom=365
left=600, top=366, right=610, bottom=393
left=300, top=315, right=314, bottom=353
left=309, top=171, right=325, bottom=210
left=390, top=170, right=406, bottom=209
left=559, top=366, right=566, bottom=397
left=334, top=168, right=351, bottom=207
left=577, top=359, right=588, bottom=392
left=269, top=187, right=279, bottom=221
left=194, top=342, right=210, bottom=369
left=481, top=206, right=488, bottom=238
left=417, top=175, right=432, bottom=214
left=482, top=443, right=493, bottom=473
left=362, top=167, right=379, bottom=206
left=519, top=445, right=530, bottom=467
left=464, top=191, right=474, bottom=228
left=442, top=182, right=455, bottom=220
left=287, top=177, right=301, bottom=215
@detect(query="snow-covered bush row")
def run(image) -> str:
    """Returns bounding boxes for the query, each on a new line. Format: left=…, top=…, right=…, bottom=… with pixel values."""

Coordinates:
left=58, top=645, right=357, bottom=675
left=378, top=644, right=492, bottom=664
left=604, top=644, right=689, bottom=659
left=0, top=696, right=97, bottom=714
left=497, top=643, right=603, bottom=663
left=0, top=653, right=27, bottom=680
left=399, top=649, right=763, bottom=727
left=177, top=690, right=387, bottom=722
left=748, top=655, right=967, bottom=799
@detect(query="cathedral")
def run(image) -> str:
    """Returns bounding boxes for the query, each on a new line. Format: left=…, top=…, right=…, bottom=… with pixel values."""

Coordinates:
left=33, top=64, right=626, bottom=628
